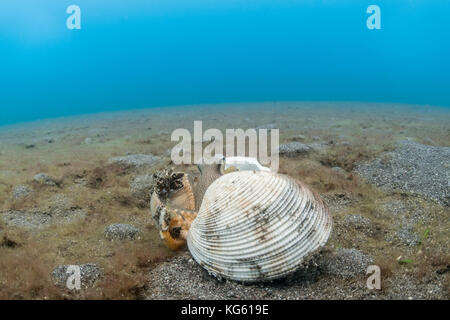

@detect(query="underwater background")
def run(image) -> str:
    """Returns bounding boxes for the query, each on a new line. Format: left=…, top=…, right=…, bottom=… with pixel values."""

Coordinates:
left=1, top=0, right=449, bottom=126
left=0, top=1, right=449, bottom=301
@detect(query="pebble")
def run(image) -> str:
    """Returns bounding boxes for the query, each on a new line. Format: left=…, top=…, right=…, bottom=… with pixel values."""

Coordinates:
left=104, top=224, right=141, bottom=240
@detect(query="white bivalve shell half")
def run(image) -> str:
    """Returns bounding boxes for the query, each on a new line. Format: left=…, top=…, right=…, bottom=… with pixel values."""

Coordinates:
left=222, top=156, right=271, bottom=172
left=187, top=170, right=332, bottom=282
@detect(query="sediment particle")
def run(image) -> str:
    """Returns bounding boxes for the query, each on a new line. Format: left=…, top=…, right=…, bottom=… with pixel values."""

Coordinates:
left=104, top=223, right=140, bottom=240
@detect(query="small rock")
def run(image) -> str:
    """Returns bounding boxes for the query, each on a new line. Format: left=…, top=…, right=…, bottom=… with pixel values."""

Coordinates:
left=279, top=142, right=311, bottom=157
left=84, top=138, right=92, bottom=144
left=12, top=185, right=32, bottom=200
left=33, top=173, right=57, bottom=186
left=104, top=224, right=140, bottom=240
left=51, top=263, right=103, bottom=289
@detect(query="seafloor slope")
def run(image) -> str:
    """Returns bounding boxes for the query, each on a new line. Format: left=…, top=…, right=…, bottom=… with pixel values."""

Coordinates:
left=0, top=102, right=448, bottom=299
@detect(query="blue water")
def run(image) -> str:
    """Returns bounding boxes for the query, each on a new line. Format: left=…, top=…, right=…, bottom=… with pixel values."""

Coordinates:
left=1, top=0, right=449, bottom=126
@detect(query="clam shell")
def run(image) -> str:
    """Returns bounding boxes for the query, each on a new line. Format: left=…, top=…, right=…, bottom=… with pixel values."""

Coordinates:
left=187, top=170, right=332, bottom=282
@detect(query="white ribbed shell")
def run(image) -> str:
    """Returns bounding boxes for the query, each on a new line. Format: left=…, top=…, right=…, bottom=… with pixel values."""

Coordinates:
left=187, top=170, right=332, bottom=282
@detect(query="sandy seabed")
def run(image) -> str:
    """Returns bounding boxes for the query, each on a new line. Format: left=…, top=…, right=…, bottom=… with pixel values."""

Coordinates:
left=0, top=102, right=448, bottom=299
